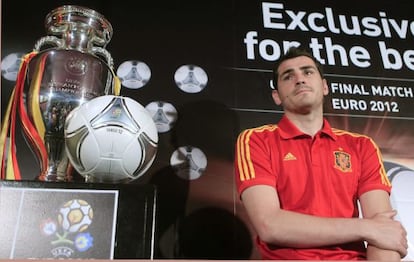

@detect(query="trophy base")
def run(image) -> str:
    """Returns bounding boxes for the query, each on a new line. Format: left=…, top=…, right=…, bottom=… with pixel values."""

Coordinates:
left=36, top=164, right=74, bottom=182
left=36, top=173, right=73, bottom=182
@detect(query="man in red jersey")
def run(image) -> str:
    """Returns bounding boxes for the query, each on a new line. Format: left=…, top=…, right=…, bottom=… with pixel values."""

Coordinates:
left=234, top=47, right=408, bottom=261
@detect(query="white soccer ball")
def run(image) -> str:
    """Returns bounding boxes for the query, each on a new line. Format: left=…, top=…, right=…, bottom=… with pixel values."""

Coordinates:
left=174, top=64, right=208, bottom=93
left=170, top=146, right=207, bottom=180
left=64, top=95, right=158, bottom=183
left=385, top=162, right=414, bottom=261
left=1, top=52, right=24, bottom=81
left=145, top=101, right=178, bottom=133
left=116, top=60, right=151, bottom=89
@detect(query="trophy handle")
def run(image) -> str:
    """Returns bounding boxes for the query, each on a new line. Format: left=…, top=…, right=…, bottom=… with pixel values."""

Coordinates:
left=33, top=37, right=113, bottom=69
left=91, top=46, right=120, bottom=95
left=34, top=36, right=64, bottom=51
left=91, top=46, right=114, bottom=69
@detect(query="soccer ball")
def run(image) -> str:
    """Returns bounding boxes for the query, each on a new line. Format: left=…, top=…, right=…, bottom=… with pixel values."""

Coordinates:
left=145, top=101, right=178, bottom=133
left=174, top=64, right=208, bottom=93
left=116, top=60, right=151, bottom=89
left=58, top=199, right=93, bottom=233
left=64, top=95, right=158, bottom=183
left=384, top=161, right=414, bottom=260
left=1, top=52, right=24, bottom=81
left=170, top=146, right=207, bottom=180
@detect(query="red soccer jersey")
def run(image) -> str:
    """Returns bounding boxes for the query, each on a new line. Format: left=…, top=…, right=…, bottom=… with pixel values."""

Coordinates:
left=234, top=116, right=392, bottom=260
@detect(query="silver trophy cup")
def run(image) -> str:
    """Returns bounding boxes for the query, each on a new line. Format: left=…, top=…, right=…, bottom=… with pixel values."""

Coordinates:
left=23, top=5, right=119, bottom=181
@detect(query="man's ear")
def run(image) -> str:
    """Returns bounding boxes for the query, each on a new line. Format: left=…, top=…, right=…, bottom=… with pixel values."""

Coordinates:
left=272, top=90, right=282, bottom=105
left=323, top=79, right=329, bottom=96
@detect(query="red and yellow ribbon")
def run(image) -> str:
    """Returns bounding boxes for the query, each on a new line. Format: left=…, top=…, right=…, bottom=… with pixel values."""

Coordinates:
left=0, top=51, right=49, bottom=180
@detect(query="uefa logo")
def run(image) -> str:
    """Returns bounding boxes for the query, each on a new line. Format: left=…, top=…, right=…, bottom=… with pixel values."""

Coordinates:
left=65, top=57, right=88, bottom=76
left=39, top=199, right=94, bottom=258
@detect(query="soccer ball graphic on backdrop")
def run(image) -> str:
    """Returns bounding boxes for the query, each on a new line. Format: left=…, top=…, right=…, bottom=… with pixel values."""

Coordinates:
left=58, top=199, right=93, bottom=233
left=64, top=95, right=158, bottom=183
left=116, top=60, right=151, bottom=89
left=1, top=52, right=24, bottom=81
left=384, top=161, right=414, bottom=260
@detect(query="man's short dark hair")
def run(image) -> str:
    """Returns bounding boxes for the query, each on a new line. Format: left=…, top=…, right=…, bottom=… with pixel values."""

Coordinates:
left=272, top=47, right=324, bottom=90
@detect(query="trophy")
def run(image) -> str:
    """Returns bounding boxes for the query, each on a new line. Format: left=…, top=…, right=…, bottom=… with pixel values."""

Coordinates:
left=1, top=5, right=120, bottom=182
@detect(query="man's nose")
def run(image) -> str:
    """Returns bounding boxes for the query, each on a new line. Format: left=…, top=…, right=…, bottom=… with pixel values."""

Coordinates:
left=296, top=78, right=306, bottom=85
left=295, top=73, right=306, bottom=85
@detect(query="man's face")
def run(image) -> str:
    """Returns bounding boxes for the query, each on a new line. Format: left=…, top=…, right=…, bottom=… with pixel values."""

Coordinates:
left=272, top=56, right=328, bottom=113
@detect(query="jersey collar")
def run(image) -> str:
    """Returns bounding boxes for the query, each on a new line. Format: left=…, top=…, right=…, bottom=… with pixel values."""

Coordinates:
left=278, top=115, right=337, bottom=140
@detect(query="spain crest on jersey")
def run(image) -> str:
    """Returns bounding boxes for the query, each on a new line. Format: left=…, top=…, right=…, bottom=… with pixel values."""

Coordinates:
left=334, top=151, right=352, bottom=172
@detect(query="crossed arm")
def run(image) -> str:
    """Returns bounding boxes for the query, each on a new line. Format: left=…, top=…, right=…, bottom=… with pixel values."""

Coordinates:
left=241, top=185, right=407, bottom=260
